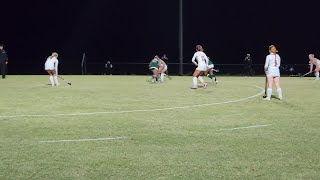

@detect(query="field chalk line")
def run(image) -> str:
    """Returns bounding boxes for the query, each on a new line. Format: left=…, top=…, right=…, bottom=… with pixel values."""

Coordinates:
left=39, top=137, right=127, bottom=143
left=218, top=124, right=272, bottom=131
left=0, top=84, right=264, bottom=118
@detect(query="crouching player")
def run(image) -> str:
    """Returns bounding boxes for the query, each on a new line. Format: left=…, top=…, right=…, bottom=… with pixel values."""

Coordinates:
left=44, top=52, right=59, bottom=86
left=308, top=54, right=320, bottom=80
left=149, top=56, right=160, bottom=83
left=206, top=57, right=218, bottom=85
left=158, top=58, right=168, bottom=82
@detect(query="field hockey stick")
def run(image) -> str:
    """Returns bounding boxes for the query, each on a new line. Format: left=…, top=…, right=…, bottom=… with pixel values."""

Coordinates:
left=263, top=77, right=267, bottom=98
left=165, top=70, right=172, bottom=80
left=300, top=71, right=314, bottom=78
left=58, top=75, right=72, bottom=85
left=212, top=69, right=220, bottom=73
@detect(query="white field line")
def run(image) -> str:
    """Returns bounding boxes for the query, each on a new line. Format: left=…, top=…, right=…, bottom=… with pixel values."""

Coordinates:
left=0, top=84, right=264, bottom=118
left=218, top=124, right=272, bottom=131
left=39, top=137, right=127, bottom=143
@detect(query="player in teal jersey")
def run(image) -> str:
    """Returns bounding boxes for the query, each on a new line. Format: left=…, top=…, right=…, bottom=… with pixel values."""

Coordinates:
left=206, top=57, right=218, bottom=85
left=148, top=56, right=160, bottom=83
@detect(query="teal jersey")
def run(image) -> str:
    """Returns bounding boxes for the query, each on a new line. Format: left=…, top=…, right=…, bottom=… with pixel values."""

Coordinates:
left=208, top=59, right=213, bottom=66
left=149, top=59, right=159, bottom=68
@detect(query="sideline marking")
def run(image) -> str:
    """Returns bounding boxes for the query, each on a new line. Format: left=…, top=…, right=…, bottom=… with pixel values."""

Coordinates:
left=39, top=137, right=127, bottom=143
left=218, top=124, right=272, bottom=131
left=0, top=84, right=264, bottom=118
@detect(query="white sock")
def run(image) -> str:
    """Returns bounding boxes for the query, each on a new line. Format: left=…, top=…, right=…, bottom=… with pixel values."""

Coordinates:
left=267, top=88, right=272, bottom=99
left=277, top=88, right=282, bottom=98
left=160, top=73, right=165, bottom=82
left=193, top=77, right=198, bottom=87
left=49, top=76, right=54, bottom=86
left=315, top=72, right=319, bottom=80
left=198, top=76, right=205, bottom=84
left=53, top=76, right=59, bottom=85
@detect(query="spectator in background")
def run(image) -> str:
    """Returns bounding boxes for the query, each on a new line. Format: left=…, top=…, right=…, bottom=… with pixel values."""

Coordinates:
left=105, top=61, right=113, bottom=75
left=243, top=53, right=253, bottom=76
left=0, top=44, right=9, bottom=79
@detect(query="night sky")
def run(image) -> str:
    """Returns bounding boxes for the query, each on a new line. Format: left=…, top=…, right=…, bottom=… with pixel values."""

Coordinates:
left=1, top=1, right=319, bottom=74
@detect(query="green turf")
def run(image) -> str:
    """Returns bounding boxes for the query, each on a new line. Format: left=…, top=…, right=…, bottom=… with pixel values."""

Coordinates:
left=0, top=75, right=319, bottom=179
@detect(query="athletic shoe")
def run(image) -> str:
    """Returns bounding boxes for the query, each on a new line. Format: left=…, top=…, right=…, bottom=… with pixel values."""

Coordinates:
left=263, top=97, right=271, bottom=101
left=191, top=86, right=198, bottom=89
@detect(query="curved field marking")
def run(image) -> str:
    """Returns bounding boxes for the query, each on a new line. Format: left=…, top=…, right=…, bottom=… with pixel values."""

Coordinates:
left=0, top=84, right=264, bottom=118
left=39, top=137, right=127, bottom=143
left=217, top=124, right=272, bottom=131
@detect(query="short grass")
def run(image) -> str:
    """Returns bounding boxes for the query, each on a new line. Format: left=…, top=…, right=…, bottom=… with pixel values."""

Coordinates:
left=0, top=75, right=319, bottom=179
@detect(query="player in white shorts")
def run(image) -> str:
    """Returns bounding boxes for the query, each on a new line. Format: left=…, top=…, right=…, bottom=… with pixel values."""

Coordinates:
left=264, top=45, right=282, bottom=100
left=308, top=54, right=320, bottom=80
left=158, top=58, right=168, bottom=82
left=44, top=52, right=59, bottom=86
left=191, top=45, right=209, bottom=89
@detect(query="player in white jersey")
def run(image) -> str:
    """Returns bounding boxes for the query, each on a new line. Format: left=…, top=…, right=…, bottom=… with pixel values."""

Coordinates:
left=44, top=52, right=59, bottom=86
left=158, top=58, right=168, bottom=82
left=191, top=45, right=209, bottom=89
left=308, top=54, right=320, bottom=80
left=264, top=45, right=282, bottom=100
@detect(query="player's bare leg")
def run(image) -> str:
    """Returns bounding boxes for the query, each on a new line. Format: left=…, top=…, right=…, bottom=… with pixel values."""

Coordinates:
left=192, top=70, right=202, bottom=89
left=274, top=77, right=282, bottom=100
left=46, top=70, right=55, bottom=86
left=264, top=77, right=274, bottom=100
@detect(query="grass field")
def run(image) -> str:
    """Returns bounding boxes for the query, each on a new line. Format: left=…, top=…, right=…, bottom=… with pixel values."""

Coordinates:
left=0, top=75, right=319, bottom=179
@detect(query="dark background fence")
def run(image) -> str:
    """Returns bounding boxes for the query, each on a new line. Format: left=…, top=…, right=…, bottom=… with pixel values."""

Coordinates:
left=85, top=63, right=310, bottom=76
left=7, top=57, right=310, bottom=76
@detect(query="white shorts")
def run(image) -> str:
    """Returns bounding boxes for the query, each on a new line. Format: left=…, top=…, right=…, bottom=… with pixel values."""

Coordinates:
left=159, top=65, right=167, bottom=72
left=267, top=68, right=280, bottom=77
left=163, top=65, right=168, bottom=71
left=196, top=65, right=207, bottom=71
left=44, top=64, right=55, bottom=71
left=208, top=64, right=214, bottom=69
left=149, top=67, right=158, bottom=70
left=45, top=63, right=55, bottom=70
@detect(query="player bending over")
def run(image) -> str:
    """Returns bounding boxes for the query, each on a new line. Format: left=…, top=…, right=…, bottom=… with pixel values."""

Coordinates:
left=149, top=56, right=160, bottom=83
left=206, top=57, right=218, bottom=85
left=308, top=54, right=320, bottom=80
left=44, top=52, right=59, bottom=86
left=191, top=45, right=209, bottom=89
left=158, top=58, right=168, bottom=82
left=264, top=45, right=282, bottom=100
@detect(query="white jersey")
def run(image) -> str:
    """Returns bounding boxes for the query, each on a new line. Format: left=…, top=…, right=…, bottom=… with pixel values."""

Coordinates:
left=264, top=53, right=281, bottom=77
left=192, top=51, right=209, bottom=71
left=314, top=59, right=320, bottom=67
left=44, top=57, right=59, bottom=73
